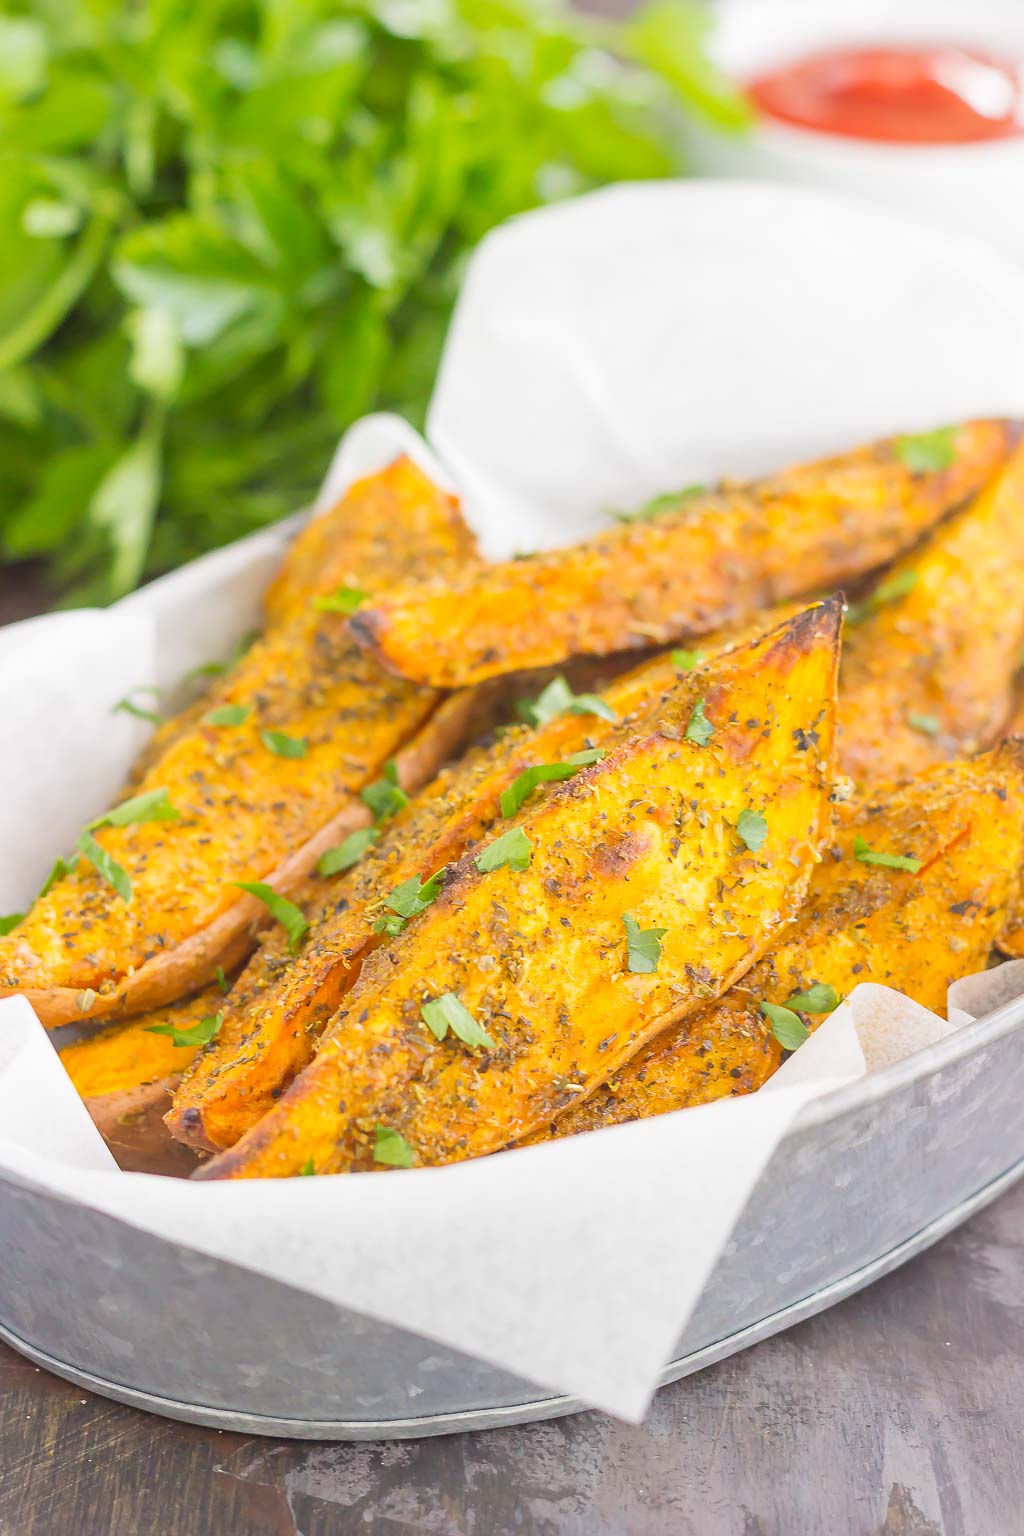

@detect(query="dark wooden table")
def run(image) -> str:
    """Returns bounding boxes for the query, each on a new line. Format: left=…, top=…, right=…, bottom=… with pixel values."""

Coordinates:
left=1, top=575, right=1022, bottom=1536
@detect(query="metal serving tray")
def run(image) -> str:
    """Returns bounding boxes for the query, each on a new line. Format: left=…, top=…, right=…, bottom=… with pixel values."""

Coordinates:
left=2, top=990, right=1023, bottom=1439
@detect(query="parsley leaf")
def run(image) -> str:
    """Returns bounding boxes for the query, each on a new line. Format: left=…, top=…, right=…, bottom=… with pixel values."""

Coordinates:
left=374, top=1124, right=415, bottom=1168
left=671, top=647, right=705, bottom=671
left=318, top=827, right=380, bottom=876
left=784, top=983, right=840, bottom=1014
left=684, top=697, right=714, bottom=746
left=113, top=687, right=163, bottom=726
left=517, top=676, right=617, bottom=728
left=622, top=913, right=668, bottom=973
left=215, top=965, right=230, bottom=994
left=0, top=914, right=24, bottom=936
left=313, top=585, right=367, bottom=615
left=146, top=1011, right=224, bottom=1048
left=39, top=855, right=73, bottom=899
left=853, top=835, right=922, bottom=873
left=421, top=992, right=496, bottom=1049
left=613, top=484, right=708, bottom=523
left=735, top=808, right=768, bottom=853
left=760, top=1001, right=810, bottom=1051
left=499, top=750, right=606, bottom=818
left=895, top=426, right=956, bottom=473
left=907, top=711, right=940, bottom=736
left=87, top=787, right=180, bottom=831
left=77, top=830, right=132, bottom=902
left=204, top=703, right=250, bottom=727
left=261, top=729, right=307, bottom=758
left=299, top=1158, right=317, bottom=1176
left=361, top=761, right=409, bottom=823
left=373, top=869, right=446, bottom=937
left=846, top=569, right=920, bottom=627
left=235, top=882, right=309, bottom=953
left=475, top=827, right=533, bottom=873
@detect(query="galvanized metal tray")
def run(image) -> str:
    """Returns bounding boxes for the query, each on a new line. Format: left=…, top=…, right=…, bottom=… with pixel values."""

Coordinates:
left=2, top=990, right=1023, bottom=1439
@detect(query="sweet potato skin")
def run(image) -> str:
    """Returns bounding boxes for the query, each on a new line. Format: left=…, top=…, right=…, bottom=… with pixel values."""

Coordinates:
left=548, top=744, right=1024, bottom=1138
left=352, top=420, right=1020, bottom=687
left=196, top=599, right=842, bottom=1180
left=839, top=439, right=1024, bottom=791
left=0, top=463, right=478, bottom=1029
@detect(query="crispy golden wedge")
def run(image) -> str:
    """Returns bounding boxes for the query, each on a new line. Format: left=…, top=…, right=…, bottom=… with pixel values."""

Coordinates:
left=351, top=420, right=1019, bottom=687
left=196, top=599, right=842, bottom=1180
left=0, top=462, right=478, bottom=1028
left=547, top=744, right=1024, bottom=1137
left=839, top=438, right=1024, bottom=791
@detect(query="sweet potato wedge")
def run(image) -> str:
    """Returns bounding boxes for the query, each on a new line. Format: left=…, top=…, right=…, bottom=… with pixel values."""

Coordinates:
left=839, top=437, right=1024, bottom=791
left=548, top=743, right=1024, bottom=1138
left=196, top=598, right=842, bottom=1180
left=350, top=420, right=1020, bottom=687
left=0, top=463, right=480, bottom=1029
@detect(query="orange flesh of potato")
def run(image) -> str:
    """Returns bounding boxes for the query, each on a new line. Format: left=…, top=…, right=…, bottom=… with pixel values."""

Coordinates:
left=351, top=420, right=1020, bottom=688
left=195, top=598, right=841, bottom=1180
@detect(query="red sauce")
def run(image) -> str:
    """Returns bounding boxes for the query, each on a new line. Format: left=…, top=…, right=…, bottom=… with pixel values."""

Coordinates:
left=749, top=45, right=1024, bottom=144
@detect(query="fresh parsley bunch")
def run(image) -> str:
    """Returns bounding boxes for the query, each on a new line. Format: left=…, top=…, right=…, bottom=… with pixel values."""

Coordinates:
left=0, top=0, right=746, bottom=603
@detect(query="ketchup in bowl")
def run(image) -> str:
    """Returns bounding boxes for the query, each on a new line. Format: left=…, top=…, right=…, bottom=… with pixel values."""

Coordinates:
left=749, top=45, right=1024, bottom=144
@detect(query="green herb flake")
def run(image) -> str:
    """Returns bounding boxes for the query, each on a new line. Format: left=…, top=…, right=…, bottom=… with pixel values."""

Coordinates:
left=39, top=855, right=73, bottom=899
left=475, top=827, right=533, bottom=873
left=846, top=569, right=920, bottom=627
left=374, top=1124, right=415, bottom=1168
left=613, top=484, right=708, bottom=523
left=361, top=761, right=410, bottom=823
left=88, top=786, right=180, bottom=831
left=853, top=835, right=922, bottom=874
left=235, top=881, right=309, bottom=953
left=261, top=729, right=307, bottom=759
left=622, top=913, right=668, bottom=974
left=421, top=992, right=496, bottom=1049
left=894, top=426, right=957, bottom=474
left=735, top=808, right=768, bottom=853
left=299, top=1158, right=317, bottom=1176
left=784, top=982, right=840, bottom=1015
left=318, top=827, right=380, bottom=876
left=146, top=1010, right=224, bottom=1048
left=215, top=965, right=229, bottom=994
left=760, top=1000, right=810, bottom=1051
left=499, top=750, right=606, bottom=818
left=77, top=830, right=132, bottom=902
left=0, top=913, right=24, bottom=936
left=517, top=676, right=617, bottom=728
left=684, top=697, right=714, bottom=747
left=671, top=648, right=705, bottom=671
left=907, top=711, right=940, bottom=736
left=113, top=688, right=163, bottom=726
left=373, top=869, right=446, bottom=936
left=204, top=703, right=250, bottom=728
left=313, top=585, right=367, bottom=615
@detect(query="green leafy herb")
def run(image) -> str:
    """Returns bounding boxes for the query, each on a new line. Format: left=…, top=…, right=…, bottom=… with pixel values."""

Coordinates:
left=299, top=1158, right=316, bottom=1176
left=215, top=965, right=230, bottom=994
left=235, top=882, right=308, bottom=953
left=853, top=835, right=922, bottom=874
left=77, top=830, right=132, bottom=902
left=517, top=676, right=617, bottom=728
left=846, top=569, right=920, bottom=627
left=87, top=787, right=180, bottom=831
left=261, top=729, right=307, bottom=759
left=476, top=827, right=533, bottom=873
left=361, top=761, right=409, bottom=823
left=113, top=688, right=163, bottom=726
left=784, top=983, right=840, bottom=1015
left=760, top=1000, right=810, bottom=1051
left=373, top=869, right=446, bottom=937
left=374, top=1124, right=415, bottom=1169
left=684, top=698, right=714, bottom=746
left=146, top=1011, right=224, bottom=1048
left=0, top=913, right=24, bottom=936
left=907, top=711, right=940, bottom=736
left=623, top=913, right=668, bottom=974
left=421, top=992, right=496, bottom=1049
left=318, top=827, right=380, bottom=876
left=613, top=484, right=708, bottom=523
left=499, top=750, right=606, bottom=818
left=39, top=855, right=73, bottom=899
left=671, top=648, right=705, bottom=671
left=188, top=633, right=259, bottom=684
left=204, top=704, right=250, bottom=728
left=735, top=808, right=768, bottom=853
left=894, top=426, right=957, bottom=473
left=313, top=585, right=367, bottom=615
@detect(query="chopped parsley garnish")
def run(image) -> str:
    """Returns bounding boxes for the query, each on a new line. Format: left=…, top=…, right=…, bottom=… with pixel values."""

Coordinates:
left=894, top=426, right=956, bottom=473
left=613, top=484, right=708, bottom=523
left=235, top=882, right=309, bottom=953
left=622, top=913, right=668, bottom=974
left=853, top=835, right=922, bottom=873
left=907, top=711, right=940, bottom=736
left=299, top=1158, right=317, bottom=1176
left=146, top=1011, right=224, bottom=1048
left=475, top=827, right=533, bottom=873
left=421, top=992, right=496, bottom=1049
left=77, top=831, right=132, bottom=902
left=261, top=729, right=307, bottom=758
left=87, top=787, right=180, bottom=831
left=361, top=761, right=409, bottom=823
left=517, top=676, right=617, bottom=728
left=186, top=631, right=257, bottom=685
left=313, top=585, right=367, bottom=615
left=784, top=983, right=840, bottom=1015
left=204, top=703, right=250, bottom=728
left=0, top=913, right=24, bottom=936
left=373, top=869, right=446, bottom=937
left=735, top=808, right=768, bottom=853
left=374, top=1124, right=415, bottom=1168
left=113, top=688, right=163, bottom=726
left=318, top=827, right=380, bottom=876
left=671, top=648, right=705, bottom=671
left=39, top=855, right=73, bottom=898
left=499, top=750, right=606, bottom=817
left=846, top=569, right=920, bottom=627
left=760, top=1000, right=810, bottom=1051
left=215, top=965, right=230, bottom=994
left=684, top=698, right=714, bottom=746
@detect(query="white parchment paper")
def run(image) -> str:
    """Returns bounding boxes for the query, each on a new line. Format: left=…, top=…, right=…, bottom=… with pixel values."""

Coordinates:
left=2, top=182, right=1024, bottom=1421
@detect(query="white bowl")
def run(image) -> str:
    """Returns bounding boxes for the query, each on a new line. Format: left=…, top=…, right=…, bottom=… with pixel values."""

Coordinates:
left=686, top=0, right=1024, bottom=263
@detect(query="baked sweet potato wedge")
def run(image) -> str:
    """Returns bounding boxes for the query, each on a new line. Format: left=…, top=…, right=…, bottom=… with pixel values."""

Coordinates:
left=196, top=598, right=842, bottom=1180
left=547, top=742, right=1024, bottom=1138
left=839, top=437, right=1024, bottom=791
left=0, top=464, right=479, bottom=1029
left=351, top=420, right=1019, bottom=687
